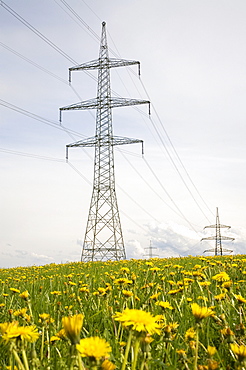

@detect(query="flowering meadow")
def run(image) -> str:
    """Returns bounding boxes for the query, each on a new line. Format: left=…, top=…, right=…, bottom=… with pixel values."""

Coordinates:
left=1, top=255, right=246, bottom=369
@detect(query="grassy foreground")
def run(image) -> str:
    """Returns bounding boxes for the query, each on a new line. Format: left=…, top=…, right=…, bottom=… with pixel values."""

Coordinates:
left=1, top=255, right=246, bottom=369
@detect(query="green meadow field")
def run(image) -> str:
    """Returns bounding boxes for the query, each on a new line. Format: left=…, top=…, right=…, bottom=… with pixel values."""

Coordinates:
left=1, top=255, right=246, bottom=369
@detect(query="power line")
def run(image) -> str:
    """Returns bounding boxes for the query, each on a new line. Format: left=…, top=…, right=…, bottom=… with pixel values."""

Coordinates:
left=2, top=1, right=211, bottom=232
left=0, top=99, right=85, bottom=138
left=0, top=147, right=64, bottom=162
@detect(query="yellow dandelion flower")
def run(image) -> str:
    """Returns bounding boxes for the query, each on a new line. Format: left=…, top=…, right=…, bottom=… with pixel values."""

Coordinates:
left=214, top=293, right=226, bottom=301
left=50, top=335, right=61, bottom=342
left=50, top=291, right=62, bottom=296
left=212, top=272, right=230, bottom=282
left=2, top=323, right=39, bottom=343
left=114, top=308, right=161, bottom=335
left=76, top=336, right=111, bottom=360
left=9, top=288, right=20, bottom=294
left=199, top=281, right=211, bottom=287
left=114, top=278, right=133, bottom=285
left=176, top=349, right=187, bottom=359
left=155, top=301, right=173, bottom=310
left=62, top=313, right=84, bottom=344
left=120, top=267, right=130, bottom=274
left=185, top=327, right=196, bottom=341
left=19, top=290, right=29, bottom=300
left=234, top=294, right=246, bottom=304
left=167, top=288, right=183, bottom=295
left=207, top=345, right=217, bottom=357
left=0, top=321, right=18, bottom=335
left=191, top=303, right=215, bottom=322
left=101, top=359, right=116, bottom=370
left=149, top=292, right=161, bottom=300
left=122, top=290, right=134, bottom=297
left=230, top=343, right=246, bottom=362
left=13, top=308, right=28, bottom=317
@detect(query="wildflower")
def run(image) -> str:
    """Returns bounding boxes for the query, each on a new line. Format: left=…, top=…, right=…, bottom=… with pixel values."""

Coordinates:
left=185, top=327, right=196, bottom=341
left=13, top=308, right=28, bottom=318
left=167, top=288, right=183, bottom=295
left=230, top=343, right=246, bottom=362
left=155, top=301, right=173, bottom=310
left=114, top=278, right=133, bottom=285
left=176, top=349, right=187, bottom=359
left=214, top=293, right=226, bottom=301
left=234, top=294, right=246, bottom=304
left=76, top=336, right=111, bottom=361
left=101, top=359, right=116, bottom=370
left=2, top=322, right=39, bottom=343
left=50, top=335, right=61, bottom=343
left=199, top=281, right=211, bottom=287
left=221, top=280, right=232, bottom=289
left=19, top=290, right=29, bottom=300
left=191, top=303, right=215, bottom=323
left=221, top=327, right=235, bottom=343
left=122, top=290, right=134, bottom=297
left=207, top=345, right=217, bottom=357
left=9, top=288, right=20, bottom=294
left=55, top=329, right=67, bottom=340
left=149, top=292, right=160, bottom=300
left=50, top=291, right=62, bottom=296
left=62, top=313, right=84, bottom=344
left=39, top=313, right=54, bottom=325
left=212, top=272, right=230, bottom=282
left=120, top=267, right=130, bottom=273
left=114, top=308, right=162, bottom=335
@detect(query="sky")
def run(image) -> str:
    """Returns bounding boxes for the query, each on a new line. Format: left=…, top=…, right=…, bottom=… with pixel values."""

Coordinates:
left=1, top=0, right=246, bottom=268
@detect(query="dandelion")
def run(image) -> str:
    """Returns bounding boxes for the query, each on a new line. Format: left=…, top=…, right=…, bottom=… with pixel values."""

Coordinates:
left=155, top=301, right=174, bottom=310
left=230, top=343, right=246, bottom=362
left=214, top=293, right=226, bottom=301
left=191, top=303, right=215, bottom=323
left=19, top=290, right=29, bottom=300
left=122, top=290, right=134, bottom=297
left=185, top=327, right=196, bottom=341
left=207, top=345, right=217, bottom=357
left=62, top=313, right=84, bottom=344
left=9, top=288, right=20, bottom=294
left=101, top=359, right=116, bottom=370
left=76, top=336, right=111, bottom=360
left=114, top=308, right=162, bottom=335
left=2, top=323, right=39, bottom=343
left=212, top=272, right=230, bottom=282
left=234, top=294, right=246, bottom=304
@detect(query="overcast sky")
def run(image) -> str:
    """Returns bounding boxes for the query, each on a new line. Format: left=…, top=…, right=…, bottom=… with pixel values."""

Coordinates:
left=1, top=0, right=245, bottom=268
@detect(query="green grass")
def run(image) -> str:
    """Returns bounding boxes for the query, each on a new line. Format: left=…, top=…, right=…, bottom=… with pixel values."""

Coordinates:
left=0, top=255, right=246, bottom=369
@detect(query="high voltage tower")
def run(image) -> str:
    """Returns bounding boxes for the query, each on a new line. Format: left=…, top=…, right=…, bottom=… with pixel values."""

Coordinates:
left=60, top=22, right=150, bottom=262
left=201, top=207, right=234, bottom=256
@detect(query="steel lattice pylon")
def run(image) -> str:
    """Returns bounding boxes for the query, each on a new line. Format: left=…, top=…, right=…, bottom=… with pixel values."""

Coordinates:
left=60, top=22, right=150, bottom=262
left=201, top=207, right=234, bottom=255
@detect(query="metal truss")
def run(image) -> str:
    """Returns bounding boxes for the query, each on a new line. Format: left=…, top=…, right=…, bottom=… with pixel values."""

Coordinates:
left=60, top=22, right=150, bottom=262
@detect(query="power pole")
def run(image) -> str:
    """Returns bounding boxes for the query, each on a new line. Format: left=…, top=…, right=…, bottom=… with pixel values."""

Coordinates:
left=144, top=240, right=158, bottom=259
left=201, top=207, right=234, bottom=255
left=60, top=22, right=150, bottom=262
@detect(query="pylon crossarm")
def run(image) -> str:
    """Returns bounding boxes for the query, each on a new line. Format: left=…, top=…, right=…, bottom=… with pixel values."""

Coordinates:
left=69, top=58, right=140, bottom=72
left=110, top=97, right=150, bottom=113
left=67, top=136, right=97, bottom=148
left=60, top=97, right=150, bottom=122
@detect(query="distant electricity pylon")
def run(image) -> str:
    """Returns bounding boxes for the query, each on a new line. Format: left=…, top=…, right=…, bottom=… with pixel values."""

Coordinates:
left=201, top=207, right=234, bottom=255
left=60, top=22, right=150, bottom=262
left=144, top=240, right=158, bottom=259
